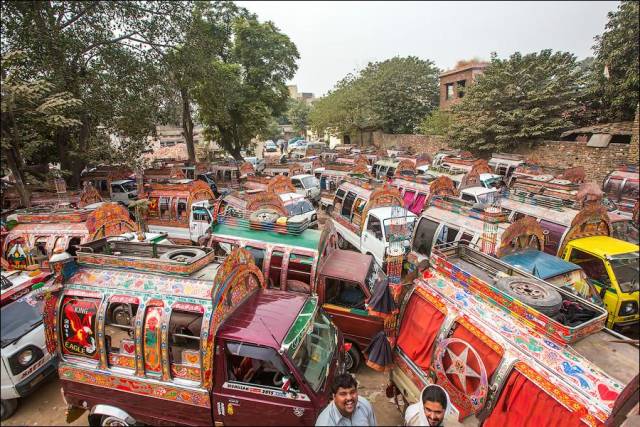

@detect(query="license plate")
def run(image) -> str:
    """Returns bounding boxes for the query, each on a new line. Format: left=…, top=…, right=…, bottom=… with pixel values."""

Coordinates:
left=30, top=373, right=46, bottom=387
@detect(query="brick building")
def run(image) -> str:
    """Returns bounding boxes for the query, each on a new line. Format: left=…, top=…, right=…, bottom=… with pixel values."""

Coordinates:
left=439, top=62, right=488, bottom=109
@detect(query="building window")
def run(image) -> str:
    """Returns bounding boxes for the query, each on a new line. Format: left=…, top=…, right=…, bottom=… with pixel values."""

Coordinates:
left=457, top=80, right=466, bottom=98
left=445, top=83, right=455, bottom=100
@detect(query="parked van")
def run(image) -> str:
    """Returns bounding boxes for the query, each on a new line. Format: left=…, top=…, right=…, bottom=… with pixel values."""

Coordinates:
left=144, top=180, right=215, bottom=244
left=206, top=216, right=392, bottom=371
left=388, top=241, right=638, bottom=425
left=1, top=268, right=56, bottom=420
left=291, top=174, right=320, bottom=203
left=80, top=166, right=135, bottom=204
left=2, top=203, right=136, bottom=270
left=329, top=181, right=417, bottom=268
left=45, top=242, right=344, bottom=426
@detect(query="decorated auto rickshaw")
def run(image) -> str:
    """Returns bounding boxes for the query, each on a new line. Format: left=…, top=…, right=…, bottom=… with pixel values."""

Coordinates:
left=43, top=241, right=344, bottom=426
left=2, top=203, right=136, bottom=270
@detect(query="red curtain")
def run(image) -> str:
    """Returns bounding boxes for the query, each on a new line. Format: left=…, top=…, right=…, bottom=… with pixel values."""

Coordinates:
left=483, top=370, right=585, bottom=427
left=410, top=193, right=427, bottom=215
left=403, top=190, right=416, bottom=208
left=397, top=294, right=445, bottom=371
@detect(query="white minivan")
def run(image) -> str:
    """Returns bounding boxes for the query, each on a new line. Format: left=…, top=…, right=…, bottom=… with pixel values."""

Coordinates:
left=291, top=174, right=321, bottom=203
left=1, top=270, right=57, bottom=420
left=110, top=179, right=138, bottom=206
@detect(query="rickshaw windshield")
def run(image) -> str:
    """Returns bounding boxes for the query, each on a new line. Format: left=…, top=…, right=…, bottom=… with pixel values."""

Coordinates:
left=287, top=309, right=336, bottom=392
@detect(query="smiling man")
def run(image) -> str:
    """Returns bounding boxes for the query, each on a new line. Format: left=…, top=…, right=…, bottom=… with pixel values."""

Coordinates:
left=316, top=373, right=377, bottom=426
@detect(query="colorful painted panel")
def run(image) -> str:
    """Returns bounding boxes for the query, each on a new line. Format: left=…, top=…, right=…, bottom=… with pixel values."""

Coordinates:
left=143, top=306, right=163, bottom=374
left=171, top=364, right=201, bottom=381
left=108, top=354, right=136, bottom=369
left=59, top=365, right=210, bottom=408
left=61, top=296, right=100, bottom=360
left=67, top=268, right=213, bottom=302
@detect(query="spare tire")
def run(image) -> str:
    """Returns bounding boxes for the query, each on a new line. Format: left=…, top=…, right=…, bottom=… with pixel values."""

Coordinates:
left=493, top=277, right=562, bottom=316
left=160, top=248, right=206, bottom=262
left=249, top=208, right=281, bottom=224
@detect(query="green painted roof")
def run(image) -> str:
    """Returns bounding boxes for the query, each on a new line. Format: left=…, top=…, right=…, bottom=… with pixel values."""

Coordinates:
left=212, top=223, right=321, bottom=251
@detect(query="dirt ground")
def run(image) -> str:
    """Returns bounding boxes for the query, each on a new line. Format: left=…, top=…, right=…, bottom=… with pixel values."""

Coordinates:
left=4, top=366, right=403, bottom=426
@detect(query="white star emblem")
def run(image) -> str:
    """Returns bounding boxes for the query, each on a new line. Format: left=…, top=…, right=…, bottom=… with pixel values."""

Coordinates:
left=445, top=346, right=481, bottom=391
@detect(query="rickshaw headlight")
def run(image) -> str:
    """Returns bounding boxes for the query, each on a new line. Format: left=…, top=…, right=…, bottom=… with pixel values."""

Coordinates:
left=17, top=349, right=34, bottom=366
left=619, top=301, right=638, bottom=316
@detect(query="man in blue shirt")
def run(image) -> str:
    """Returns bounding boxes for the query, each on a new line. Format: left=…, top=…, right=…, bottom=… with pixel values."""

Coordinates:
left=316, top=373, right=377, bottom=426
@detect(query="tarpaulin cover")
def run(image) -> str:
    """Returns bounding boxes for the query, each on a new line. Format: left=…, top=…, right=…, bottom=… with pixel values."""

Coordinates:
left=410, top=193, right=427, bottom=215
left=403, top=190, right=416, bottom=208
left=364, top=330, right=394, bottom=372
left=483, top=370, right=584, bottom=427
left=396, top=293, right=445, bottom=371
left=367, top=276, right=398, bottom=317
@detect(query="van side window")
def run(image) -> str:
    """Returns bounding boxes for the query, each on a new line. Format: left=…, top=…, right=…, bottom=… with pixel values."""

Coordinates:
left=192, top=207, right=211, bottom=223
left=436, top=225, right=459, bottom=246
left=461, top=193, right=476, bottom=203
left=245, top=246, right=265, bottom=270
left=269, top=250, right=284, bottom=289
left=287, top=252, right=314, bottom=286
left=335, top=188, right=346, bottom=202
left=292, top=178, right=303, bottom=189
left=568, top=249, right=611, bottom=287
left=412, top=218, right=439, bottom=256
left=160, top=197, right=171, bottom=219
left=226, top=342, right=299, bottom=391
left=169, top=308, right=204, bottom=382
left=367, top=216, right=383, bottom=240
left=176, top=198, right=188, bottom=221
left=105, top=300, right=138, bottom=370
left=60, top=296, right=101, bottom=361
left=341, top=191, right=357, bottom=218
left=325, top=278, right=366, bottom=309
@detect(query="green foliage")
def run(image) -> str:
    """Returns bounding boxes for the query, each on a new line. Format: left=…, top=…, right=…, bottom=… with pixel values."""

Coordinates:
left=309, top=56, right=439, bottom=136
left=589, top=0, right=639, bottom=121
left=287, top=99, right=311, bottom=135
left=191, top=5, right=299, bottom=159
left=418, top=108, right=452, bottom=136
left=448, top=50, right=585, bottom=153
left=258, top=118, right=284, bottom=142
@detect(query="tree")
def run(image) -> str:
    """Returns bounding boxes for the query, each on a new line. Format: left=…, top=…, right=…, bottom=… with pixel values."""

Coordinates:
left=448, top=50, right=586, bottom=153
left=418, top=108, right=452, bottom=136
left=287, top=99, right=311, bottom=137
left=258, top=118, right=284, bottom=142
left=309, top=57, right=439, bottom=138
left=1, top=51, right=82, bottom=207
left=1, top=1, right=187, bottom=185
left=192, top=7, right=299, bottom=160
left=589, top=1, right=639, bottom=121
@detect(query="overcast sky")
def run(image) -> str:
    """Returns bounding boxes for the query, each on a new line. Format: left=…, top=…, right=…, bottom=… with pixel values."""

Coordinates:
left=236, top=1, right=618, bottom=96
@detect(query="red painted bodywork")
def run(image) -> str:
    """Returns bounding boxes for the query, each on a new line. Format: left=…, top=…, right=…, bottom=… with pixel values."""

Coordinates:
left=317, top=250, right=385, bottom=353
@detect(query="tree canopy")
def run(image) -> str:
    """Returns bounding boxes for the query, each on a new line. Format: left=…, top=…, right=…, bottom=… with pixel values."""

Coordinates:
left=447, top=50, right=586, bottom=153
left=309, top=56, right=439, bottom=137
left=191, top=5, right=299, bottom=159
left=588, top=0, right=639, bottom=121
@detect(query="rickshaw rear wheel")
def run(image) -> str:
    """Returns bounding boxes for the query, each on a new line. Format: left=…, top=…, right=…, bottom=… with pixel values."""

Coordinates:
left=345, top=346, right=361, bottom=372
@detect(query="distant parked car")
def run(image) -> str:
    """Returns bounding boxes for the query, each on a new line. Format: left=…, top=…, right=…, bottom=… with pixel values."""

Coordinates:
left=264, top=140, right=278, bottom=153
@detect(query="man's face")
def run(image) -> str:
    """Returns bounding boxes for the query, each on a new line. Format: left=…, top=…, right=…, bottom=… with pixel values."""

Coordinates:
left=334, top=386, right=358, bottom=417
left=423, top=400, right=445, bottom=426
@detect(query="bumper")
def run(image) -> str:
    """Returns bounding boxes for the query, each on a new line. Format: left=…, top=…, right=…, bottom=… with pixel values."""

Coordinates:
left=613, top=317, right=640, bottom=330
left=14, top=357, right=58, bottom=398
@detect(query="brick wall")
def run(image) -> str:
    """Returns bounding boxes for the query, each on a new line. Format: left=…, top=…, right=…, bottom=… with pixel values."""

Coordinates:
left=508, top=140, right=631, bottom=183
left=372, top=131, right=450, bottom=156
left=629, top=107, right=639, bottom=165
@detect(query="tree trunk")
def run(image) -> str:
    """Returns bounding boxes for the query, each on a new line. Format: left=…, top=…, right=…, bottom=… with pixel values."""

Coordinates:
left=3, top=146, right=31, bottom=208
left=181, top=87, right=196, bottom=165
left=71, top=114, right=91, bottom=189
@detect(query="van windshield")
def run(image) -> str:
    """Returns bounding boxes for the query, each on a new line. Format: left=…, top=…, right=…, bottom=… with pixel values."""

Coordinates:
left=286, top=200, right=314, bottom=216
left=287, top=309, right=336, bottom=392
left=301, top=176, right=317, bottom=188
left=609, top=252, right=639, bottom=293
left=121, top=181, right=137, bottom=192
left=1, top=294, right=44, bottom=348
